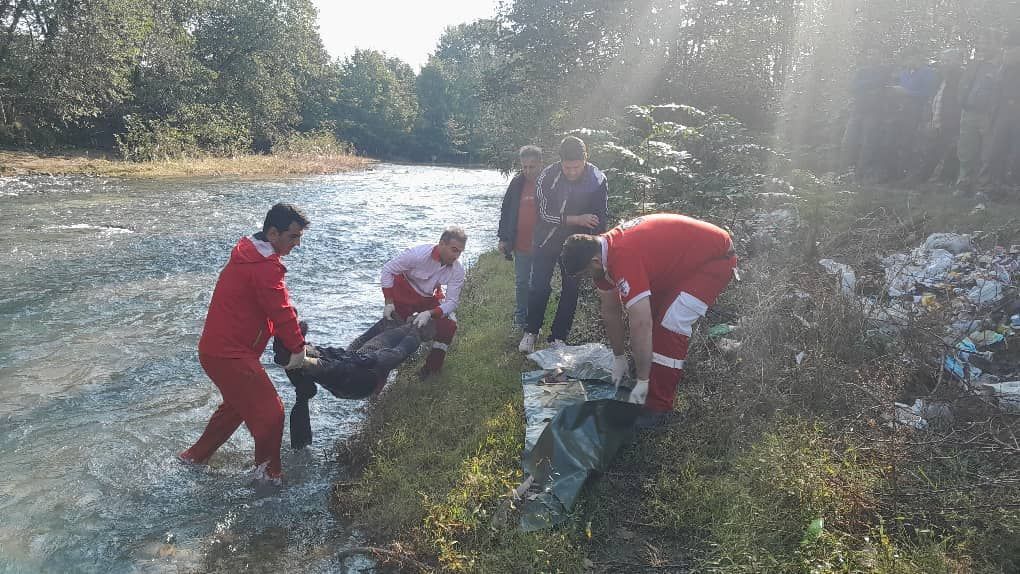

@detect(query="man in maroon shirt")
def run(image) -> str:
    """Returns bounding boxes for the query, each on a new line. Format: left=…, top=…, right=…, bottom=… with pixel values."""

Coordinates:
left=497, top=145, right=543, bottom=328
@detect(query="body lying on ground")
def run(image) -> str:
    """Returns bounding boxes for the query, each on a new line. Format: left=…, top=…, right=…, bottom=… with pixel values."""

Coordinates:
left=274, top=318, right=434, bottom=448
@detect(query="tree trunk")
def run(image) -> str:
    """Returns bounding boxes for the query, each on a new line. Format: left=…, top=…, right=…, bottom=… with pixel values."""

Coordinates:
left=0, top=0, right=30, bottom=63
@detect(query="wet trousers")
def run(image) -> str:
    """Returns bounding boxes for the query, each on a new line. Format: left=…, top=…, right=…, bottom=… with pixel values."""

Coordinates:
left=180, top=354, right=285, bottom=479
left=645, top=255, right=737, bottom=413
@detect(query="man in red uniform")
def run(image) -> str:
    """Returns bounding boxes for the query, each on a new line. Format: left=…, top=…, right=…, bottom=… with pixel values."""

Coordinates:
left=560, top=214, right=737, bottom=427
left=179, top=203, right=310, bottom=484
left=381, top=226, right=467, bottom=379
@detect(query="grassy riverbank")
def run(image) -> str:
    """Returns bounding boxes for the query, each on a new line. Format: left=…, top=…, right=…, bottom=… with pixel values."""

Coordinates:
left=0, top=149, right=372, bottom=178
left=335, top=186, right=1020, bottom=573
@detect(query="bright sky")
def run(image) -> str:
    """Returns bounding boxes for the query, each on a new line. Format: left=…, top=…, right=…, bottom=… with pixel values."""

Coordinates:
left=312, top=0, right=502, bottom=70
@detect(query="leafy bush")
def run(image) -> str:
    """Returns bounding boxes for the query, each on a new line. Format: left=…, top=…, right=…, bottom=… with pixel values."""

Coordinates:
left=271, top=124, right=354, bottom=156
left=575, top=103, right=789, bottom=215
left=116, top=104, right=253, bottom=161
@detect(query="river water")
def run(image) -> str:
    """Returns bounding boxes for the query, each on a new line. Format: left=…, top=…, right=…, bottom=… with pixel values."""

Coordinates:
left=0, top=164, right=506, bottom=573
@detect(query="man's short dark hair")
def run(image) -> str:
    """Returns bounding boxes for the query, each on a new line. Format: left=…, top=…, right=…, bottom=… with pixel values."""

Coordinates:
left=440, top=226, right=468, bottom=244
left=518, top=145, right=543, bottom=161
left=561, top=234, right=601, bottom=276
left=263, top=203, right=310, bottom=233
left=559, top=136, right=587, bottom=162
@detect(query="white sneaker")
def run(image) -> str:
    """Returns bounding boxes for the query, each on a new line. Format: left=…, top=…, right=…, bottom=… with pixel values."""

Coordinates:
left=548, top=339, right=566, bottom=349
left=518, top=332, right=537, bottom=353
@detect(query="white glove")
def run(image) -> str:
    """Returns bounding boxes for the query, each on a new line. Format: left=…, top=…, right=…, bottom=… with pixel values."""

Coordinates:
left=284, top=345, right=308, bottom=370
left=384, top=303, right=397, bottom=321
left=612, top=355, right=628, bottom=388
left=413, top=311, right=433, bottom=328
left=627, top=378, right=649, bottom=405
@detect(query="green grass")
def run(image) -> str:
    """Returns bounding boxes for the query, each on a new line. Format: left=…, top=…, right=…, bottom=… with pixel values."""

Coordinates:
left=334, top=185, right=1020, bottom=573
left=334, top=253, right=587, bottom=572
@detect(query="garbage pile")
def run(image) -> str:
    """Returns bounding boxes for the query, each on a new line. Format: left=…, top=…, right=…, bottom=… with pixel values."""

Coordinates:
left=818, top=233, right=1020, bottom=423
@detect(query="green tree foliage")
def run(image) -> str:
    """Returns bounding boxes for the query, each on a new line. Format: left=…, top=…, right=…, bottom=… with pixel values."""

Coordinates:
left=0, top=0, right=150, bottom=144
left=481, top=0, right=1016, bottom=170
left=0, top=0, right=339, bottom=156
left=428, top=20, right=498, bottom=162
left=333, top=48, right=418, bottom=159
left=1, top=0, right=1016, bottom=165
left=413, top=62, right=454, bottom=161
left=580, top=103, right=787, bottom=215
left=189, top=0, right=333, bottom=149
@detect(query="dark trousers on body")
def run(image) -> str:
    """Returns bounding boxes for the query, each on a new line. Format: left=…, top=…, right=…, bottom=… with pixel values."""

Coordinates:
left=525, top=243, right=579, bottom=342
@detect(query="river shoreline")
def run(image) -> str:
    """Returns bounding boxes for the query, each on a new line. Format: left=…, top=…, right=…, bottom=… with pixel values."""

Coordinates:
left=0, top=165, right=507, bottom=572
left=0, top=148, right=375, bottom=179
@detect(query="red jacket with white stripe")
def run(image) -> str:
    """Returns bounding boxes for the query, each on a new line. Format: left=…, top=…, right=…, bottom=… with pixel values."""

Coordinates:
left=594, top=214, right=733, bottom=308
left=198, top=234, right=305, bottom=359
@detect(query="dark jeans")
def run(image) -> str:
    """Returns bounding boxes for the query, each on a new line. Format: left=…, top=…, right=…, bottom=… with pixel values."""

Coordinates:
left=278, top=320, right=426, bottom=449
left=525, top=243, right=579, bottom=342
left=513, top=250, right=534, bottom=327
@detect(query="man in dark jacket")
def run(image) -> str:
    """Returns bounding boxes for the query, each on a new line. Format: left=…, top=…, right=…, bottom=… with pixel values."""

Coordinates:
left=518, top=136, right=609, bottom=353
left=497, top=145, right=543, bottom=328
left=179, top=203, right=311, bottom=485
left=841, top=55, right=896, bottom=181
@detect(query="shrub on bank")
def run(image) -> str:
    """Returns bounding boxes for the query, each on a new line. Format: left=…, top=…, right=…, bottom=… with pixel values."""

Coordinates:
left=116, top=103, right=254, bottom=161
left=573, top=103, right=787, bottom=217
left=272, top=125, right=355, bottom=157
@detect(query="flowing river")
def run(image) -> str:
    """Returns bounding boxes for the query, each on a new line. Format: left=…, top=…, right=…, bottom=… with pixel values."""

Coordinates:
left=0, top=164, right=507, bottom=573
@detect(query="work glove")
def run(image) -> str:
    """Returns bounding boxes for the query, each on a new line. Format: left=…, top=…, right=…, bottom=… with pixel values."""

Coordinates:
left=284, top=345, right=310, bottom=370
left=611, top=355, right=628, bottom=388
left=627, top=378, right=649, bottom=405
left=384, top=303, right=397, bottom=321
left=413, top=310, right=433, bottom=329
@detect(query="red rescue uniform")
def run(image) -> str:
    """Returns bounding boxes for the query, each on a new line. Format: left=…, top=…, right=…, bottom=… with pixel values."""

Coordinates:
left=381, top=244, right=465, bottom=374
left=180, top=234, right=305, bottom=481
left=595, top=214, right=737, bottom=412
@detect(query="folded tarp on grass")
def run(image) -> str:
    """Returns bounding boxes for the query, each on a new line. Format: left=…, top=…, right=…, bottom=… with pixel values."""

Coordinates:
left=520, top=398, right=641, bottom=530
left=519, top=343, right=640, bottom=530
left=526, top=342, right=617, bottom=382
left=522, top=369, right=620, bottom=451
